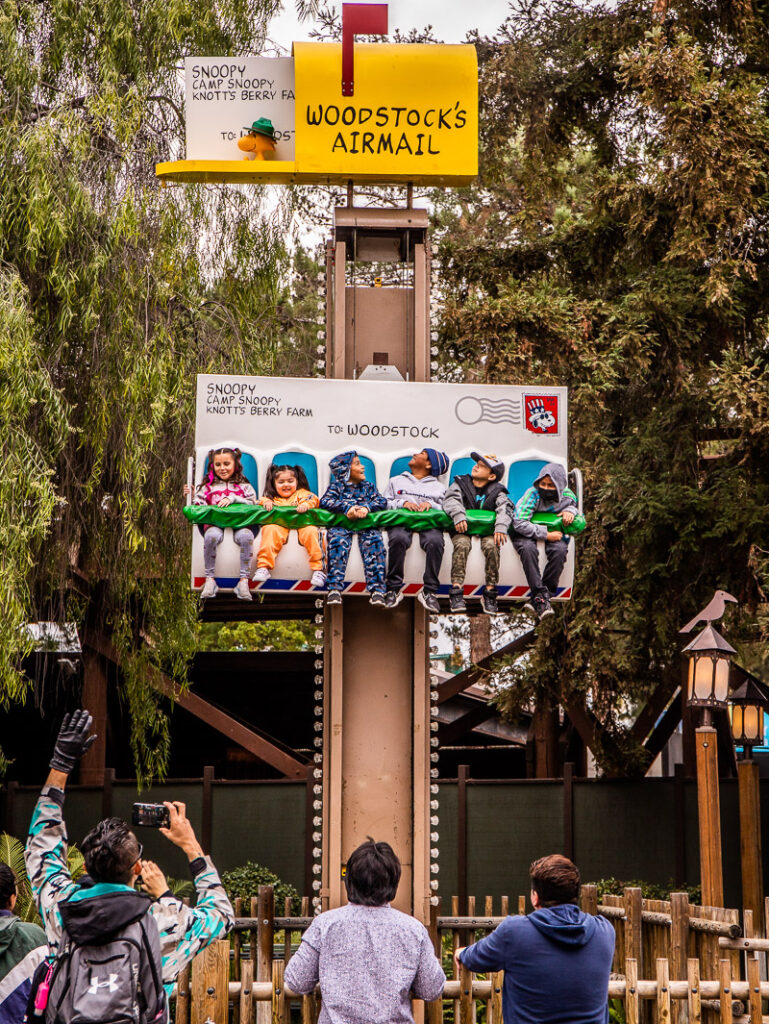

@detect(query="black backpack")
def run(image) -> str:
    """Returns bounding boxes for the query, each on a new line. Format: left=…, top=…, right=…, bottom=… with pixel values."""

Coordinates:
left=36, top=897, right=167, bottom=1024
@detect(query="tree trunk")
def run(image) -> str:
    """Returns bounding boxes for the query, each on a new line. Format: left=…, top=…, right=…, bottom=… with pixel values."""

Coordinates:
left=469, top=615, right=492, bottom=664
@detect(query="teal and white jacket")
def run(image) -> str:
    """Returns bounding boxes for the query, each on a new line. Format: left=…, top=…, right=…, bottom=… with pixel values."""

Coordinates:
left=25, top=786, right=234, bottom=994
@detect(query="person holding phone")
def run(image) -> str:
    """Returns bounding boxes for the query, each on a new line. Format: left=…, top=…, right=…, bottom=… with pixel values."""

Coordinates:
left=24, top=710, right=234, bottom=997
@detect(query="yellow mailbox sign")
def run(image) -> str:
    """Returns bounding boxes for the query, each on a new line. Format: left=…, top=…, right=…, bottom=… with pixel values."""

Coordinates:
left=156, top=43, right=477, bottom=186
left=293, top=43, right=477, bottom=184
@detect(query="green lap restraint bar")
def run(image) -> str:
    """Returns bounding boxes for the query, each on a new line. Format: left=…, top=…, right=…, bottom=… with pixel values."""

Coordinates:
left=183, top=506, right=586, bottom=535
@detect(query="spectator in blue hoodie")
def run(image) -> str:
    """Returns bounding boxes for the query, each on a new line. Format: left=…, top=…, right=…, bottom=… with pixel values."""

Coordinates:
left=383, top=448, right=450, bottom=614
left=456, top=854, right=614, bottom=1024
left=320, top=451, right=387, bottom=606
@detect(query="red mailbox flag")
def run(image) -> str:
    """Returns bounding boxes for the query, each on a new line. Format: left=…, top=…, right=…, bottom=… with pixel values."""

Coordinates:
left=342, top=3, right=388, bottom=96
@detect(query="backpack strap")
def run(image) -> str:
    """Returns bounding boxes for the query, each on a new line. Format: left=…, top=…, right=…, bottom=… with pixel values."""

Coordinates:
left=138, top=914, right=166, bottom=1022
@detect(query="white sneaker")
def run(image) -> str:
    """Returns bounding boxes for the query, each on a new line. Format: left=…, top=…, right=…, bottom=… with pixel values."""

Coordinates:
left=311, top=571, right=326, bottom=588
left=235, top=578, right=252, bottom=601
left=200, top=578, right=218, bottom=599
left=252, top=567, right=271, bottom=583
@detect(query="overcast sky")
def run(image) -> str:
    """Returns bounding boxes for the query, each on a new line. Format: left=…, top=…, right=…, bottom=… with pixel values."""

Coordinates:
left=266, top=0, right=512, bottom=50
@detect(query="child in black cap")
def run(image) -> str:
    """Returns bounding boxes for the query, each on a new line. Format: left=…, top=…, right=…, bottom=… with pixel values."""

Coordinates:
left=442, top=452, right=513, bottom=614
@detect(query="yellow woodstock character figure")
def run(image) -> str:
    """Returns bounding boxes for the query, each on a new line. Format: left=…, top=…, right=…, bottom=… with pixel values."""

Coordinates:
left=238, top=118, right=277, bottom=160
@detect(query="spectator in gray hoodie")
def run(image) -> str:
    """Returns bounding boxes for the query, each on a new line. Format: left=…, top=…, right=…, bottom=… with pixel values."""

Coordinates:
left=284, top=840, right=445, bottom=1024
left=383, top=448, right=450, bottom=613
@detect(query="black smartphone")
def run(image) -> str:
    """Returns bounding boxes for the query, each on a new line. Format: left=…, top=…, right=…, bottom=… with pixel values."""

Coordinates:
left=131, top=802, right=171, bottom=828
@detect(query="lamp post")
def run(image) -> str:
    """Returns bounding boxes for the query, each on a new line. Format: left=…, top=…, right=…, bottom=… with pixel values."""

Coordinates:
left=729, top=673, right=769, bottom=928
left=682, top=624, right=735, bottom=907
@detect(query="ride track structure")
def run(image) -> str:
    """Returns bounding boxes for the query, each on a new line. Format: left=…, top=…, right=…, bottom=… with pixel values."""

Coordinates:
left=158, top=4, right=580, bottom=924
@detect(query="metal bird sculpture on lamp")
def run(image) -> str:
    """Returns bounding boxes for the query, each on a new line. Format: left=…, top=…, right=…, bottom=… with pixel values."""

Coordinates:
left=679, top=590, right=738, bottom=634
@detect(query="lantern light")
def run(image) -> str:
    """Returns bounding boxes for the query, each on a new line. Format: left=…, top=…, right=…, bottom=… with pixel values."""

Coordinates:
left=729, top=676, right=769, bottom=754
left=682, top=625, right=735, bottom=709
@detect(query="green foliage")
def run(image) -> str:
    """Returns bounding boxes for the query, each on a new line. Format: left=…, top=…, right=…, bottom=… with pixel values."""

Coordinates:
left=221, top=860, right=300, bottom=914
left=0, top=0, right=323, bottom=781
left=198, top=620, right=317, bottom=652
left=591, top=877, right=702, bottom=904
left=432, top=0, right=769, bottom=773
left=0, top=832, right=84, bottom=924
left=164, top=876, right=196, bottom=902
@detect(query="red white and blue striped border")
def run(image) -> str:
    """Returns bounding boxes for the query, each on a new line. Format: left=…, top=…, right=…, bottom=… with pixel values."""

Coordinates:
left=193, top=577, right=572, bottom=600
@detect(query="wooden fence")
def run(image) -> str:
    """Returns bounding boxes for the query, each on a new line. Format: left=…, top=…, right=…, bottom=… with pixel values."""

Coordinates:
left=175, top=885, right=769, bottom=1024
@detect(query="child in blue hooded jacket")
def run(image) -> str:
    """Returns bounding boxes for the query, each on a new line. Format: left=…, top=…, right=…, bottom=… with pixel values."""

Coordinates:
left=320, top=451, right=387, bottom=605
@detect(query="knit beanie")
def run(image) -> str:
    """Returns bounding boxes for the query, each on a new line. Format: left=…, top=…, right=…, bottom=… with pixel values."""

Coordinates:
left=423, top=448, right=449, bottom=477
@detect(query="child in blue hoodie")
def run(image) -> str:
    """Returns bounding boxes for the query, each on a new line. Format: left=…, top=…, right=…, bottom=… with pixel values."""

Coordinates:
left=320, top=451, right=387, bottom=606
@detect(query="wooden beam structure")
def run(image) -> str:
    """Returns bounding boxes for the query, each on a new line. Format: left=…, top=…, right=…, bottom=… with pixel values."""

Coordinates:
left=81, top=628, right=309, bottom=780
left=437, top=702, right=497, bottom=746
left=435, top=629, right=536, bottom=706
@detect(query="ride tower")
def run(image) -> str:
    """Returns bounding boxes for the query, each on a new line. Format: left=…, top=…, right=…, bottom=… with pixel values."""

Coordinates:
left=161, top=5, right=576, bottom=922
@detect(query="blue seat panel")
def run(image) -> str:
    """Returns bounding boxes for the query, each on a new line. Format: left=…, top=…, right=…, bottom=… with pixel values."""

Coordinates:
left=271, top=451, right=319, bottom=496
left=389, top=456, right=412, bottom=478
left=507, top=459, right=548, bottom=503
left=449, top=457, right=476, bottom=484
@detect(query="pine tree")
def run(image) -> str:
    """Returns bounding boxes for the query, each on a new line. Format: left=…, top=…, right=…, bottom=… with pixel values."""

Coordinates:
left=432, top=0, right=769, bottom=774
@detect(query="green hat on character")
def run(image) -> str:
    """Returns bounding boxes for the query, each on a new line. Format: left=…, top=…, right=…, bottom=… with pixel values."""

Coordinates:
left=243, top=117, right=276, bottom=140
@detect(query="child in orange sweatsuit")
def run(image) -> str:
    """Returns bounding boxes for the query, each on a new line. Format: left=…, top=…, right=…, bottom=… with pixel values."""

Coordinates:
left=252, top=464, right=326, bottom=587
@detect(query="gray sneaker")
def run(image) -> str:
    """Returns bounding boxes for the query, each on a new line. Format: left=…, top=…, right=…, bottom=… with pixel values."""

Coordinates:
left=385, top=590, right=404, bottom=609
left=326, top=590, right=342, bottom=605
left=235, top=578, right=252, bottom=601
left=370, top=592, right=386, bottom=607
left=533, top=595, right=553, bottom=619
left=418, top=590, right=440, bottom=613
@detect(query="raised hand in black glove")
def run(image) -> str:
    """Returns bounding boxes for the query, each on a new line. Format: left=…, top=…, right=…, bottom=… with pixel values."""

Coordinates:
left=50, top=709, right=97, bottom=774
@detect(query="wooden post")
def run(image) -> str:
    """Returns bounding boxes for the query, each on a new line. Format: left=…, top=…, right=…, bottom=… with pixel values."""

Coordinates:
left=176, top=963, right=191, bottom=1024
left=233, top=897, right=243, bottom=1024
left=687, top=958, right=702, bottom=1024
left=670, top=892, right=690, bottom=1024
left=656, top=958, right=671, bottom=1024
left=719, top=958, right=734, bottom=1024
left=624, top=887, right=643, bottom=980
left=747, top=953, right=762, bottom=1024
left=458, top=962, right=473, bottom=1024
left=239, top=960, right=255, bottom=1024
left=490, top=971, right=503, bottom=1024
left=272, top=959, right=287, bottom=1024
left=426, top=902, right=442, bottom=1024
left=580, top=883, right=598, bottom=916
left=190, top=939, right=229, bottom=1024
left=256, top=885, right=274, bottom=1024
left=695, top=726, right=724, bottom=907
left=738, top=758, right=764, bottom=928
left=457, top=765, right=468, bottom=913
left=625, top=958, right=639, bottom=1024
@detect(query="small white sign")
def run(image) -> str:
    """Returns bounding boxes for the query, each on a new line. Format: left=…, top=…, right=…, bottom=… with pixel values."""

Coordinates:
left=184, top=57, right=296, bottom=160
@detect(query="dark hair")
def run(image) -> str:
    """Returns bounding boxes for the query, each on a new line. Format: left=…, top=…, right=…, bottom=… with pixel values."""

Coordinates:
left=529, top=854, right=580, bottom=907
left=0, top=864, right=16, bottom=910
left=81, top=818, right=140, bottom=885
left=263, top=463, right=311, bottom=500
left=199, top=447, right=248, bottom=486
left=344, top=838, right=401, bottom=906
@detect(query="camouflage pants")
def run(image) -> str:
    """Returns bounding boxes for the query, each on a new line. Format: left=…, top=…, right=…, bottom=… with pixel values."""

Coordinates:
left=450, top=533, right=499, bottom=587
